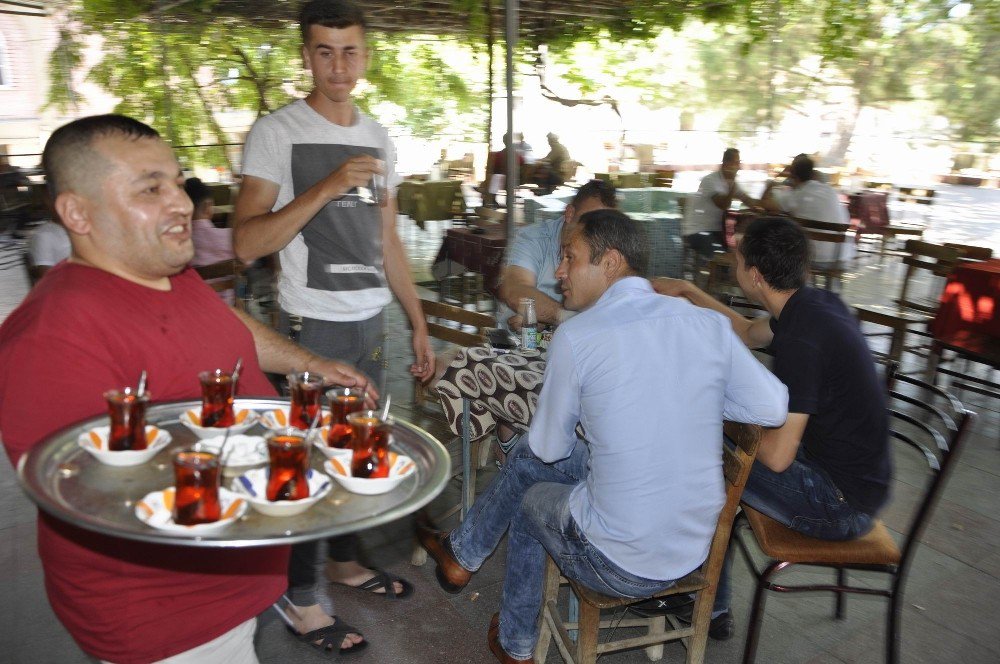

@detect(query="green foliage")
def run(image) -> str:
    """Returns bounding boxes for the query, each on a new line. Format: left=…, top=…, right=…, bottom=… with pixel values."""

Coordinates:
left=44, top=0, right=999, bottom=166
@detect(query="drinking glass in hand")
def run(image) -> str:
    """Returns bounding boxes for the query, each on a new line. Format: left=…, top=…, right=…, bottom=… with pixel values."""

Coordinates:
left=104, top=388, right=149, bottom=451
left=287, top=372, right=325, bottom=430
left=266, top=432, right=311, bottom=501
left=348, top=410, right=390, bottom=479
left=356, top=154, right=386, bottom=208
left=172, top=450, right=221, bottom=525
left=326, top=386, right=366, bottom=448
left=198, top=369, right=235, bottom=428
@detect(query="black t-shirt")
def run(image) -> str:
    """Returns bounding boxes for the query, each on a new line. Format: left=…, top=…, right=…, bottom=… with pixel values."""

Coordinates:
left=769, top=287, right=891, bottom=514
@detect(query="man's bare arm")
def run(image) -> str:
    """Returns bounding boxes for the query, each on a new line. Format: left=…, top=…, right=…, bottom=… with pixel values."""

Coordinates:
left=498, top=265, right=565, bottom=326
left=652, top=277, right=774, bottom=349
left=756, top=412, right=809, bottom=472
left=232, top=155, right=381, bottom=263
left=232, top=308, right=378, bottom=398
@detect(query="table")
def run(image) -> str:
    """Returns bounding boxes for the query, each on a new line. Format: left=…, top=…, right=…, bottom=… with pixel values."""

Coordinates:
left=17, top=397, right=450, bottom=548
left=436, top=345, right=547, bottom=514
left=925, top=259, right=1000, bottom=391
left=396, top=180, right=463, bottom=228
left=931, top=259, right=1000, bottom=340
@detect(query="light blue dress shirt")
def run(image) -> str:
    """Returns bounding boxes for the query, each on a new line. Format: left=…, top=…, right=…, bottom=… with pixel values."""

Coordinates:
left=497, top=217, right=565, bottom=328
left=528, top=277, right=788, bottom=580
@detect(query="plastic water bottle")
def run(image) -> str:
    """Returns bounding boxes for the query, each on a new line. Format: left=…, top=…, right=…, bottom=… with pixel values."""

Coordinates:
left=519, top=297, right=537, bottom=350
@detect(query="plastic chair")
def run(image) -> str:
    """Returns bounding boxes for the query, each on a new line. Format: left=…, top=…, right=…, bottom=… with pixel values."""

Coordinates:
left=535, top=422, right=763, bottom=664
left=733, top=373, right=976, bottom=664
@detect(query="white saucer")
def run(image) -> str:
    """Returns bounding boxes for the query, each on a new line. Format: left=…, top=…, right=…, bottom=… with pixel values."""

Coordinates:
left=179, top=408, right=260, bottom=439
left=134, top=487, right=247, bottom=535
left=77, top=425, right=172, bottom=467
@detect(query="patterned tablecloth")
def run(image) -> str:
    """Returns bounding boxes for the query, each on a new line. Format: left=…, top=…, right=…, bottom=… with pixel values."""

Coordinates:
left=435, top=345, right=548, bottom=442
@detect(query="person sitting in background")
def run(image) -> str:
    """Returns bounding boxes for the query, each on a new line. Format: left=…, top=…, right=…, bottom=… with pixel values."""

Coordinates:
left=647, top=216, right=889, bottom=639
left=185, top=177, right=237, bottom=304
left=513, top=132, right=534, bottom=164
left=27, top=219, right=71, bottom=284
left=761, top=155, right=853, bottom=263
left=540, top=132, right=570, bottom=181
left=418, top=209, right=788, bottom=663
left=483, top=133, right=525, bottom=207
left=682, top=148, right=759, bottom=259
left=185, top=177, right=235, bottom=267
left=497, top=179, right=616, bottom=332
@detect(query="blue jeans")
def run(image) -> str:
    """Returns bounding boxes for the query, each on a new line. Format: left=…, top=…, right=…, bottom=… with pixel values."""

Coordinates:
left=450, top=438, right=676, bottom=660
left=714, top=448, right=875, bottom=613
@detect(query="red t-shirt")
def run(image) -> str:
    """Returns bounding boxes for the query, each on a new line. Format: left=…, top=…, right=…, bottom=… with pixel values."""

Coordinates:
left=0, top=263, right=289, bottom=664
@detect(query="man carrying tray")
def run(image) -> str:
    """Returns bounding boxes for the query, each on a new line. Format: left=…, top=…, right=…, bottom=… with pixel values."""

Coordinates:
left=0, top=114, right=375, bottom=663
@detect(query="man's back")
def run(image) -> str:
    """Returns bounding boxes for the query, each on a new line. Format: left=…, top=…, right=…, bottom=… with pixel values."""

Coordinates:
left=530, top=277, right=787, bottom=579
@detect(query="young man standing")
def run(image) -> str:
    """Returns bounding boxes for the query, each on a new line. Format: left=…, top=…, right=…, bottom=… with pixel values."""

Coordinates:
left=233, top=0, right=432, bottom=649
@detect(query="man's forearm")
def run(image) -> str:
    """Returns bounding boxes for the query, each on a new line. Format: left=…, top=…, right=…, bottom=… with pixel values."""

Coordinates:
left=233, top=182, right=332, bottom=263
left=382, top=210, right=427, bottom=334
left=499, top=282, right=564, bottom=325
left=232, top=308, right=313, bottom=375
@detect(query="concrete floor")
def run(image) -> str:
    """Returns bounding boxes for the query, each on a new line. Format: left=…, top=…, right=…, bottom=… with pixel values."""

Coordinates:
left=0, top=185, right=998, bottom=663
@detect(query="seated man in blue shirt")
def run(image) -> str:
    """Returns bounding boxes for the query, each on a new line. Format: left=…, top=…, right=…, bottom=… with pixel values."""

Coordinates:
left=497, top=179, right=616, bottom=331
left=649, top=216, right=890, bottom=639
left=418, top=209, right=789, bottom=663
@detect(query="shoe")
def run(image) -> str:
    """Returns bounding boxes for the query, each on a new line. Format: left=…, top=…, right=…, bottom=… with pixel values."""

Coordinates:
left=415, top=511, right=472, bottom=593
left=326, top=565, right=414, bottom=600
left=287, top=615, right=368, bottom=657
left=627, top=595, right=734, bottom=641
left=707, top=611, right=734, bottom=641
left=488, top=613, right=534, bottom=663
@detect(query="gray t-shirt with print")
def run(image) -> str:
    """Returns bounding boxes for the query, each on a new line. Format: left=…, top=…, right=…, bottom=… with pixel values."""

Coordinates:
left=242, top=99, right=402, bottom=321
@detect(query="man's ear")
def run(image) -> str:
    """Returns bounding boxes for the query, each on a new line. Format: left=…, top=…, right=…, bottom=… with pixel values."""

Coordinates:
left=603, top=248, right=625, bottom=277
left=301, top=44, right=311, bottom=71
left=55, top=192, right=92, bottom=236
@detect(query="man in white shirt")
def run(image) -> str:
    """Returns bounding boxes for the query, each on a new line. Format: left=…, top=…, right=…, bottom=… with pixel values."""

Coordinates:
left=762, top=155, right=854, bottom=264
left=27, top=220, right=71, bottom=284
left=683, top=148, right=758, bottom=258
left=233, top=0, right=430, bottom=651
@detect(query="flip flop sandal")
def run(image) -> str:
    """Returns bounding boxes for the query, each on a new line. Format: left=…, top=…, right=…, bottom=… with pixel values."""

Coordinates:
left=288, top=615, right=368, bottom=657
left=331, top=567, right=414, bottom=599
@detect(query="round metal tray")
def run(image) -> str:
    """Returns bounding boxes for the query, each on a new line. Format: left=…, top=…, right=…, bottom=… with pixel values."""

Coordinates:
left=17, top=398, right=450, bottom=548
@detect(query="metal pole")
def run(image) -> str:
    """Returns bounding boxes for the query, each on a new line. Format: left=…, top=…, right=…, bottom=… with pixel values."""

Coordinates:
left=504, top=0, right=518, bottom=239
left=485, top=0, right=493, bottom=165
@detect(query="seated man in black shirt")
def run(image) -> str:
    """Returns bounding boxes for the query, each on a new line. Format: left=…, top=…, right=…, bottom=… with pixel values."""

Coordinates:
left=648, top=216, right=891, bottom=639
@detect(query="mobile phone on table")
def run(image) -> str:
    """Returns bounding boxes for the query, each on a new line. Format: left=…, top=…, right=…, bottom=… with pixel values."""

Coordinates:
left=486, top=328, right=518, bottom=351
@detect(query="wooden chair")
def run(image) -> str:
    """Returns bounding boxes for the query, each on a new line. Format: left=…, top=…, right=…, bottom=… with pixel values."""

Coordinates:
left=534, top=422, right=763, bottom=664
left=795, top=216, right=854, bottom=292
left=194, top=259, right=243, bottom=308
left=733, top=373, right=976, bottom=664
left=414, top=297, right=495, bottom=407
left=410, top=297, right=496, bottom=566
left=943, top=242, right=993, bottom=262
left=853, top=240, right=961, bottom=362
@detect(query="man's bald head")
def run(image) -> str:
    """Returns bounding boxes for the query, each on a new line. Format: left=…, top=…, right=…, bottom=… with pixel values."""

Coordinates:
left=43, top=114, right=160, bottom=199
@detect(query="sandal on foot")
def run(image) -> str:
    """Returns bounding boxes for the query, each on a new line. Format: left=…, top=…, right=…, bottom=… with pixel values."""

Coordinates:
left=288, top=615, right=368, bottom=657
left=330, top=568, right=414, bottom=599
